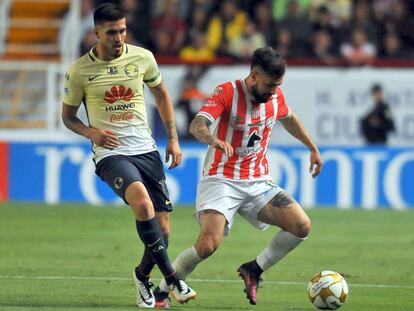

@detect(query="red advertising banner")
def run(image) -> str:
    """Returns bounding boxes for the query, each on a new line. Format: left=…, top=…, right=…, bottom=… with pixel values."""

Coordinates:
left=0, top=142, right=8, bottom=201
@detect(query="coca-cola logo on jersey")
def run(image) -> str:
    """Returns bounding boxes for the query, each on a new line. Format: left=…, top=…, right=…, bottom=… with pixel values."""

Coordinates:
left=110, top=112, right=134, bottom=122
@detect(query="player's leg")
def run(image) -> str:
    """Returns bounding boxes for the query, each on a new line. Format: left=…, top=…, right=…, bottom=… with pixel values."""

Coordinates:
left=155, top=177, right=241, bottom=306
left=156, top=210, right=227, bottom=293
left=133, top=151, right=173, bottom=284
left=239, top=192, right=309, bottom=302
left=135, top=211, right=170, bottom=283
left=239, top=190, right=310, bottom=305
left=126, top=182, right=196, bottom=305
left=129, top=151, right=196, bottom=305
left=96, top=155, right=194, bottom=307
left=255, top=191, right=310, bottom=271
left=95, top=156, right=159, bottom=307
left=138, top=211, right=170, bottom=308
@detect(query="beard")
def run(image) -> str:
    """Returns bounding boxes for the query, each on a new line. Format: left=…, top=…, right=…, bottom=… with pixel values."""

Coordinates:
left=251, top=84, right=272, bottom=103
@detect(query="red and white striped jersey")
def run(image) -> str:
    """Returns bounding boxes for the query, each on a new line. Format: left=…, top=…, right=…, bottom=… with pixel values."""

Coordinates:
left=197, top=79, right=290, bottom=180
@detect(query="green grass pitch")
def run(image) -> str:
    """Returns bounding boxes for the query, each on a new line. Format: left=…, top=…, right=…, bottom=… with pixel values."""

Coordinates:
left=1, top=203, right=413, bottom=310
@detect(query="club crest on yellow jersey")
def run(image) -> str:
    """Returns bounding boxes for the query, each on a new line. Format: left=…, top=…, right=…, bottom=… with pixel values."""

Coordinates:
left=125, top=63, right=139, bottom=78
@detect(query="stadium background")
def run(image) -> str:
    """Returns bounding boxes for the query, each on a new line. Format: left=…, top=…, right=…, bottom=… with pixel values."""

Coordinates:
left=0, top=0, right=412, bottom=208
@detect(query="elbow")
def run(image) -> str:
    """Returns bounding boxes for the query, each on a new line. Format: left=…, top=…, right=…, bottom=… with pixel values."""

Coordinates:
left=61, top=115, right=69, bottom=129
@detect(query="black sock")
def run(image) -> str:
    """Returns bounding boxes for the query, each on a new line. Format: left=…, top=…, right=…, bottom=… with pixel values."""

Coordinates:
left=138, top=235, right=169, bottom=277
left=135, top=219, right=175, bottom=277
left=246, top=259, right=264, bottom=276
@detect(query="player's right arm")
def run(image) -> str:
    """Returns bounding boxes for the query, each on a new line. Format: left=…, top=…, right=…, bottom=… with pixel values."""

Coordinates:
left=189, top=83, right=233, bottom=156
left=189, top=115, right=233, bottom=156
left=61, top=103, right=119, bottom=149
left=61, top=65, right=119, bottom=149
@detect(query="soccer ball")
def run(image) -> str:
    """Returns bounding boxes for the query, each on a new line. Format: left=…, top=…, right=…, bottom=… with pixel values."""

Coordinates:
left=307, top=270, right=349, bottom=310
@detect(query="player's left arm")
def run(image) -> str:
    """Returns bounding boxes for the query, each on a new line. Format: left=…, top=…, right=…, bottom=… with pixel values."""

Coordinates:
left=149, top=81, right=182, bottom=169
left=280, top=112, right=323, bottom=178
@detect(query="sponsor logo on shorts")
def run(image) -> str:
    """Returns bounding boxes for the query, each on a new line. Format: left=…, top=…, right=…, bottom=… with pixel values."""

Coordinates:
left=114, top=177, right=123, bottom=189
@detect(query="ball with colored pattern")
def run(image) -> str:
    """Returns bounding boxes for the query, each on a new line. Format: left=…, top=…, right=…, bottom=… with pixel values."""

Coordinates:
left=307, top=270, right=349, bottom=310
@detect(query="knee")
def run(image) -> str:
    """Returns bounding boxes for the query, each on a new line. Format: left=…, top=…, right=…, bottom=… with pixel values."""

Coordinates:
left=130, top=198, right=154, bottom=219
left=293, top=218, right=311, bottom=239
left=195, top=237, right=220, bottom=259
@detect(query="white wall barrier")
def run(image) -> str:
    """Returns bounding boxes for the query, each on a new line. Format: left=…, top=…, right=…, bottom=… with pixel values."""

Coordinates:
left=0, top=64, right=413, bottom=147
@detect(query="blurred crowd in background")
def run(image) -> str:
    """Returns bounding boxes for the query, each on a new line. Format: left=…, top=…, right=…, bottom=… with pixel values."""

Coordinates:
left=80, top=0, right=414, bottom=65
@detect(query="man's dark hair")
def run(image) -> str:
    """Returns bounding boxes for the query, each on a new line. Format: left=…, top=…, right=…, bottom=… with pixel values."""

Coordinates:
left=371, top=83, right=382, bottom=94
left=93, top=3, right=125, bottom=26
left=251, top=47, right=286, bottom=79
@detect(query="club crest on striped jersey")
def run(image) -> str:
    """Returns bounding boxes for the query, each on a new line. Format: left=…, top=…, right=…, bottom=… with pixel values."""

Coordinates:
left=251, top=107, right=260, bottom=119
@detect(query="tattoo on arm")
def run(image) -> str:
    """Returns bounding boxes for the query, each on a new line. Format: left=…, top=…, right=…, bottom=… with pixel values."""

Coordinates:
left=189, top=116, right=214, bottom=144
left=163, top=120, right=178, bottom=139
left=270, top=192, right=296, bottom=209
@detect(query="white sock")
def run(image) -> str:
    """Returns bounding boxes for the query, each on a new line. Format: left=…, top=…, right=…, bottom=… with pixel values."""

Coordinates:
left=159, top=246, right=203, bottom=292
left=256, top=230, right=306, bottom=271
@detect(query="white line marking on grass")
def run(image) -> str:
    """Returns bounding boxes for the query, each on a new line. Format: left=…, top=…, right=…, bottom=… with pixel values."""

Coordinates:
left=1, top=275, right=413, bottom=289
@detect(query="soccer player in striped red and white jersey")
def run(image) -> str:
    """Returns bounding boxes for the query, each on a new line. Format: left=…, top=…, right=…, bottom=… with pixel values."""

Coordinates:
left=155, top=47, right=323, bottom=306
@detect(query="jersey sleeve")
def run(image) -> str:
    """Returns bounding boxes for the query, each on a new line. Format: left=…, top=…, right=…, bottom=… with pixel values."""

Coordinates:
left=197, top=84, right=231, bottom=124
left=276, top=87, right=291, bottom=119
left=63, top=63, right=84, bottom=106
left=143, top=50, right=162, bottom=87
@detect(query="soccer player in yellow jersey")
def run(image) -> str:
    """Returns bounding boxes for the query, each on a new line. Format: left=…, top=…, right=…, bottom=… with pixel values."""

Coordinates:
left=61, top=3, right=196, bottom=308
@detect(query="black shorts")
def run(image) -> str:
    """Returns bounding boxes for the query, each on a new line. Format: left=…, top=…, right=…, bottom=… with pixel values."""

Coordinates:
left=95, top=151, right=172, bottom=212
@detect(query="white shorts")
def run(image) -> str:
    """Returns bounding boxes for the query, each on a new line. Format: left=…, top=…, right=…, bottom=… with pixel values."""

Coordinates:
left=195, top=176, right=284, bottom=235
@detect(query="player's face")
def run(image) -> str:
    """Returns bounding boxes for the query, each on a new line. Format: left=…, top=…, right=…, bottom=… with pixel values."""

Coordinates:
left=251, top=70, right=284, bottom=103
left=95, top=18, right=127, bottom=60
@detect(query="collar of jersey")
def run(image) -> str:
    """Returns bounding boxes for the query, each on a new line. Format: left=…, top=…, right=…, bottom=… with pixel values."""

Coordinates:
left=89, top=43, right=127, bottom=63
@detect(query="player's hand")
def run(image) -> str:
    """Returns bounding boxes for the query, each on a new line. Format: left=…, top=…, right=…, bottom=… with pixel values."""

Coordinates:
left=309, top=148, right=323, bottom=178
left=165, top=138, right=182, bottom=169
left=89, top=128, right=119, bottom=150
left=213, top=138, right=233, bottom=157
